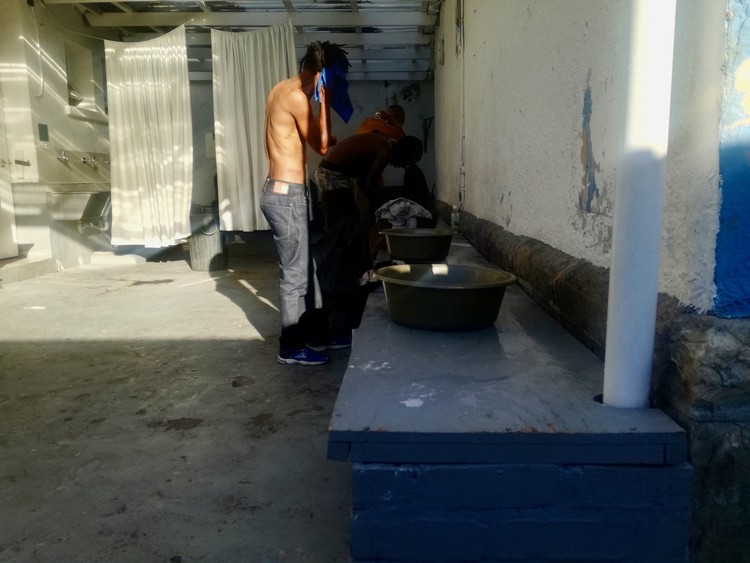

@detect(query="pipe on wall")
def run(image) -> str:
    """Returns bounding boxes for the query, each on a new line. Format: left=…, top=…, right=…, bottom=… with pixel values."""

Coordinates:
left=602, top=0, right=677, bottom=408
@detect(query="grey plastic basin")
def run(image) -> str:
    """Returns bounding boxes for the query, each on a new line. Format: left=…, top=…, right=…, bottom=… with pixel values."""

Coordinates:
left=380, top=228, right=454, bottom=262
left=375, top=263, right=517, bottom=331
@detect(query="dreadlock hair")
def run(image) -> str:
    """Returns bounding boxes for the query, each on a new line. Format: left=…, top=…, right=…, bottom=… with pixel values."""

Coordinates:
left=299, top=41, right=351, bottom=73
left=299, top=42, right=325, bottom=72
left=321, top=41, right=351, bottom=72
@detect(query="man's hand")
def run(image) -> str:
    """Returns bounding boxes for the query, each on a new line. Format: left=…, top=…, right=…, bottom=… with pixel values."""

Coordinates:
left=317, top=79, right=327, bottom=104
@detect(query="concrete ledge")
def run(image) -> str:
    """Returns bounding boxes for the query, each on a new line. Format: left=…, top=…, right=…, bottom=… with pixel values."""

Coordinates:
left=353, top=463, right=692, bottom=511
left=351, top=506, right=690, bottom=562
left=330, top=284, right=687, bottom=466
left=89, top=252, right=146, bottom=265
left=434, top=202, right=750, bottom=562
left=330, top=227, right=691, bottom=561
left=0, top=256, right=60, bottom=285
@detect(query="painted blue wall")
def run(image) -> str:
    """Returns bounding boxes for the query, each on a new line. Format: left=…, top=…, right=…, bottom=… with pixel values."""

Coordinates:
left=717, top=0, right=750, bottom=317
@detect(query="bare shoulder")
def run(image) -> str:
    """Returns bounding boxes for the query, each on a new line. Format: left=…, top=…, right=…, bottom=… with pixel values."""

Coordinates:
left=285, top=86, right=310, bottom=118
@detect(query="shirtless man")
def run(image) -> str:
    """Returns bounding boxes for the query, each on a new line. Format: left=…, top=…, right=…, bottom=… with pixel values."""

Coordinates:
left=260, top=41, right=350, bottom=366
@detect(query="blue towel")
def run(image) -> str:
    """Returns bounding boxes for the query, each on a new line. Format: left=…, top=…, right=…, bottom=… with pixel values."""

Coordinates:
left=314, top=62, right=353, bottom=123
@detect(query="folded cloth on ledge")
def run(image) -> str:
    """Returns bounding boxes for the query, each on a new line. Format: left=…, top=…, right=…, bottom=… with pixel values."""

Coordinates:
left=314, top=62, right=353, bottom=123
left=375, top=198, right=432, bottom=229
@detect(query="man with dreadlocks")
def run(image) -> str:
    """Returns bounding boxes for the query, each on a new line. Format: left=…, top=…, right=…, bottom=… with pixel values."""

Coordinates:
left=260, top=41, right=351, bottom=366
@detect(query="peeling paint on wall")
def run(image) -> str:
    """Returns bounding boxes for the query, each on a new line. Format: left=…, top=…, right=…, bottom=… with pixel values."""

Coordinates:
left=387, top=82, right=422, bottom=105
left=571, top=72, right=612, bottom=255
left=579, top=70, right=600, bottom=213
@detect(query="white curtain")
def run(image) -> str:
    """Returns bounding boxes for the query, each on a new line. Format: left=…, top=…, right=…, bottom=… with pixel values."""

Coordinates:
left=105, top=26, right=193, bottom=247
left=211, top=20, right=297, bottom=232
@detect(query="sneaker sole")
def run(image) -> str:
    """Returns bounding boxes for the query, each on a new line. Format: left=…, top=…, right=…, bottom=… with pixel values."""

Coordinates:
left=276, top=355, right=329, bottom=366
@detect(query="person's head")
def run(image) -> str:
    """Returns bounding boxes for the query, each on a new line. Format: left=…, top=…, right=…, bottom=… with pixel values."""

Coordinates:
left=299, top=41, right=350, bottom=74
left=321, top=41, right=351, bottom=73
left=391, top=135, right=423, bottom=168
left=299, top=42, right=326, bottom=73
left=387, top=104, right=406, bottom=125
left=375, top=104, right=406, bottom=126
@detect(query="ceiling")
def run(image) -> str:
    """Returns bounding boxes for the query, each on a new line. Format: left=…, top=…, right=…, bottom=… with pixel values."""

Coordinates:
left=44, top=0, right=443, bottom=81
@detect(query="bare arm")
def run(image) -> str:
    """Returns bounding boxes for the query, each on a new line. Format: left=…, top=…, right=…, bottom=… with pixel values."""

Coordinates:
left=358, top=143, right=392, bottom=196
left=265, top=76, right=333, bottom=184
left=292, top=83, right=331, bottom=156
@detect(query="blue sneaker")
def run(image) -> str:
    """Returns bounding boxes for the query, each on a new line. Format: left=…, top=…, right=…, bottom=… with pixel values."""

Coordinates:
left=307, top=335, right=352, bottom=352
left=276, top=347, right=329, bottom=366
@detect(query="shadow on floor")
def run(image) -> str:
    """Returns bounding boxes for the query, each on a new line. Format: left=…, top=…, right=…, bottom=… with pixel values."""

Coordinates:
left=0, top=231, right=352, bottom=562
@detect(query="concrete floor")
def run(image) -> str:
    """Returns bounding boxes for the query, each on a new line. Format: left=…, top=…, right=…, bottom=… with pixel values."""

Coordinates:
left=0, top=232, right=352, bottom=562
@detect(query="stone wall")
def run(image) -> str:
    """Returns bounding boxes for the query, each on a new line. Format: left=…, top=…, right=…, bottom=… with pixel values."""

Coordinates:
left=437, top=202, right=750, bottom=562
left=659, top=316, right=750, bottom=562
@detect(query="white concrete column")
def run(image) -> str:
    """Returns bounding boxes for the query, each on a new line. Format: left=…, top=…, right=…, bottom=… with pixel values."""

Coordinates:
left=603, top=0, right=677, bottom=408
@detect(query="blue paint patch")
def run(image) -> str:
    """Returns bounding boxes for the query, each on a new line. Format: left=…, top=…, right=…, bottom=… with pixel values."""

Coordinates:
left=716, top=144, right=750, bottom=317
left=580, top=75, right=599, bottom=212
left=715, top=0, right=750, bottom=317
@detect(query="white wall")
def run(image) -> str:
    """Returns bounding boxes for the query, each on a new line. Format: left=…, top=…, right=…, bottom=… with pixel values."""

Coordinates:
left=1, top=0, right=114, bottom=263
left=6, top=0, right=112, bottom=180
left=0, top=92, right=18, bottom=259
left=434, top=0, right=723, bottom=312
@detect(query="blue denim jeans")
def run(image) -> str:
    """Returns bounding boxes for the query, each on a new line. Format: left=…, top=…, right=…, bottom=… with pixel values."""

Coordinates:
left=260, top=178, right=323, bottom=352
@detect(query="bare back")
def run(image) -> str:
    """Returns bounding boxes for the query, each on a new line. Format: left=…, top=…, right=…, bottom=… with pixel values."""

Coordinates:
left=320, top=133, right=393, bottom=194
left=265, top=73, right=329, bottom=185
